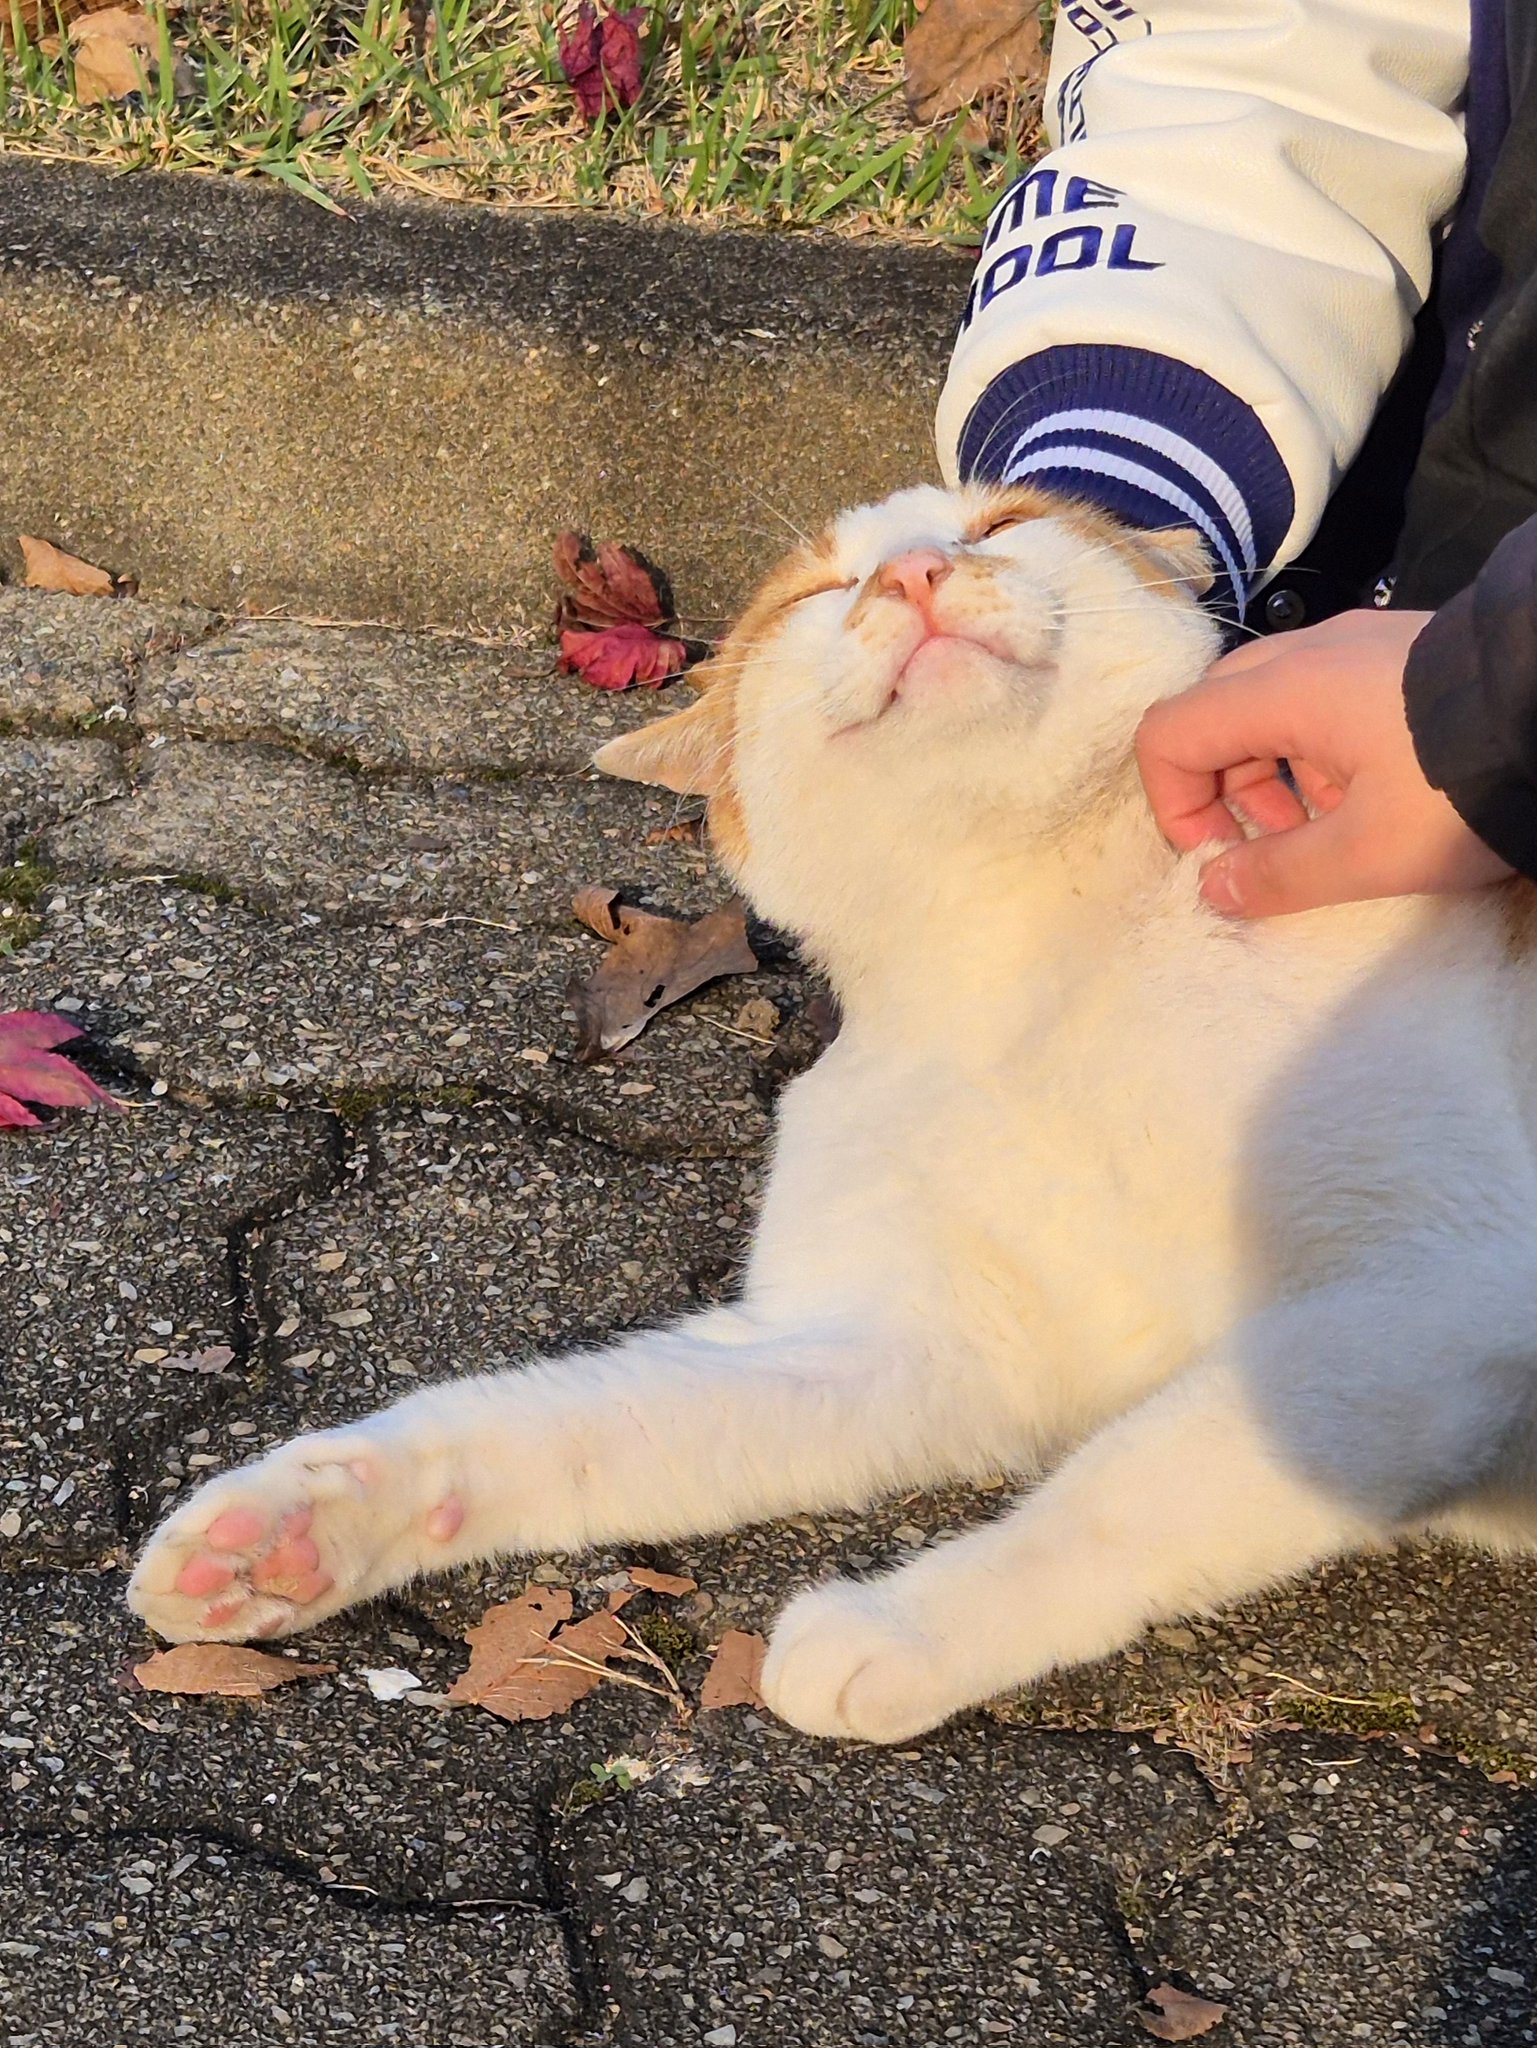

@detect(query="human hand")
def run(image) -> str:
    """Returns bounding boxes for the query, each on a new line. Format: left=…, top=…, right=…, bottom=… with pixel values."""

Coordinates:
left=1134, top=609, right=1514, bottom=917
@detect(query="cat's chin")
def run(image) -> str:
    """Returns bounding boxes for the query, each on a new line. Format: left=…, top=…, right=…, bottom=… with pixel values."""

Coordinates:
left=834, top=636, right=1019, bottom=738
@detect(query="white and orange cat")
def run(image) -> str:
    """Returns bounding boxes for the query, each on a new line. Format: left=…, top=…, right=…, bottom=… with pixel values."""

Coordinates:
left=130, top=484, right=1537, bottom=1743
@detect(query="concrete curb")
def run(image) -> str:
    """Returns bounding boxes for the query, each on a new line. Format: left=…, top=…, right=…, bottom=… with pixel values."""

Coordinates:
left=0, top=159, right=969, bottom=632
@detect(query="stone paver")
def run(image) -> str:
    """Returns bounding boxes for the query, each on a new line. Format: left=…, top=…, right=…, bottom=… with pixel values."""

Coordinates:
left=138, top=619, right=664, bottom=774
left=4, top=587, right=1537, bottom=2048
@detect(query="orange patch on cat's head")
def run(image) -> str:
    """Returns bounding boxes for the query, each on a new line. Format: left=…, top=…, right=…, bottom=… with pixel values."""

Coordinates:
left=591, top=533, right=842, bottom=875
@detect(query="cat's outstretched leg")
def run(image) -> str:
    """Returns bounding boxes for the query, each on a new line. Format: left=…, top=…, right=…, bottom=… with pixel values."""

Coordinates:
left=128, top=1308, right=1005, bottom=1643
left=761, top=1357, right=1375, bottom=1744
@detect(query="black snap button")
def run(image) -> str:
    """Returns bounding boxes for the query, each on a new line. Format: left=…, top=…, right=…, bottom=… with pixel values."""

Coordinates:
left=1264, top=588, right=1306, bottom=631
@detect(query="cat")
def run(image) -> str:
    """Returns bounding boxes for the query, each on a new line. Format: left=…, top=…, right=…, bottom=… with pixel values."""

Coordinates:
left=129, top=481, right=1537, bottom=1745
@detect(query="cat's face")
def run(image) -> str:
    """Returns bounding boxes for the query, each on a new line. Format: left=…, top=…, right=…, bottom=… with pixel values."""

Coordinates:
left=596, top=483, right=1219, bottom=941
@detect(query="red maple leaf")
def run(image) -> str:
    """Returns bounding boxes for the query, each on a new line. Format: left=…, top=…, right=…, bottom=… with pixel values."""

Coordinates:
left=0, top=1010, right=121, bottom=1129
left=557, top=2, right=647, bottom=121
left=559, top=623, right=689, bottom=690
left=552, top=530, right=671, bottom=631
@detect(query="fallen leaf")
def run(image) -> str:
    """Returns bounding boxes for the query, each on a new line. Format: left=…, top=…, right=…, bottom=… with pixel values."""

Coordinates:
left=556, top=1, right=646, bottom=121
left=5, top=0, right=120, bottom=40
left=158, top=1345, right=236, bottom=1376
left=645, top=819, right=703, bottom=847
left=0, top=1011, right=121, bottom=1130
left=447, top=1587, right=629, bottom=1723
left=903, top=0, right=1044, bottom=124
left=553, top=531, right=671, bottom=631
left=133, top=1645, right=337, bottom=1696
left=67, top=5, right=155, bottom=105
left=19, top=535, right=115, bottom=596
left=1137, top=1984, right=1229, bottom=2042
left=567, top=890, right=758, bottom=1060
left=625, top=1566, right=698, bottom=1597
left=700, top=1630, right=766, bottom=1710
left=559, top=622, right=690, bottom=691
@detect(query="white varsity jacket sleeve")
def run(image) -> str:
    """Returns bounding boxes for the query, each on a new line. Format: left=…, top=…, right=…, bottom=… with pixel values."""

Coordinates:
left=935, top=0, right=1472, bottom=613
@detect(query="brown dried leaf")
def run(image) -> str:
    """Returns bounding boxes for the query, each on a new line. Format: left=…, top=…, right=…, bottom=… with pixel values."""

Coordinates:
left=625, top=1566, right=698, bottom=1597
left=5, top=0, right=118, bottom=41
left=447, top=1587, right=629, bottom=1723
left=1137, top=1984, right=1229, bottom=2042
left=68, top=4, right=155, bottom=104
left=133, top=1645, right=336, bottom=1696
left=903, top=0, right=1044, bottom=123
left=699, top=1629, right=766, bottom=1710
left=567, top=891, right=758, bottom=1061
left=19, top=535, right=115, bottom=596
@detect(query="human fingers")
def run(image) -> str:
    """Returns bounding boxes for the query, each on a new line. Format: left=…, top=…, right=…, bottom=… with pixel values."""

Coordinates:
left=1135, top=672, right=1316, bottom=850
left=1199, top=806, right=1363, bottom=918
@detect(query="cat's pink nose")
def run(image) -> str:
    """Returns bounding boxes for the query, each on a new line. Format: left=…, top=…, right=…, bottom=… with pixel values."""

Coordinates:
left=875, top=549, right=952, bottom=612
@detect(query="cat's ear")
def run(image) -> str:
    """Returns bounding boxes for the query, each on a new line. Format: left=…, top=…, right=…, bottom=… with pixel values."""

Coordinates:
left=1128, top=526, right=1214, bottom=597
left=592, top=688, right=732, bottom=795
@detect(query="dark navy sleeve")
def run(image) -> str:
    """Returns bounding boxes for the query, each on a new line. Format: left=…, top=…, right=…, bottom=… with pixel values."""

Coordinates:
left=1403, top=513, right=1537, bottom=878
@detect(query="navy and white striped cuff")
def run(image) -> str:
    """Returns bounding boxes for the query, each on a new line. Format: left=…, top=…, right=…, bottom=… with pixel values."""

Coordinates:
left=956, top=344, right=1295, bottom=618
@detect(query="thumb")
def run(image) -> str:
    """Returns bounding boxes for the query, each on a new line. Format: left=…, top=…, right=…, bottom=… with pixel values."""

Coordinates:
left=1199, top=811, right=1361, bottom=919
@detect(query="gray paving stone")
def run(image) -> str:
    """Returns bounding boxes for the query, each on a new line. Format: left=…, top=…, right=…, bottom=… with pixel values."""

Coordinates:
left=1155, top=1737, right=1537, bottom=2046
left=0, top=1830, right=578, bottom=2048
left=12, top=877, right=790, bottom=1157
left=3, top=1565, right=661, bottom=1918
left=138, top=617, right=670, bottom=774
left=45, top=738, right=724, bottom=926
left=557, top=1716, right=1219, bottom=2048
left=262, top=1104, right=758, bottom=1430
left=0, top=1101, right=336, bottom=1565
left=0, top=735, right=127, bottom=853
left=0, top=587, right=208, bottom=728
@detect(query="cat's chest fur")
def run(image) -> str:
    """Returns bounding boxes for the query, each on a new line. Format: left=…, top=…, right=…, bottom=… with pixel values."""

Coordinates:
left=745, top=862, right=1509, bottom=1450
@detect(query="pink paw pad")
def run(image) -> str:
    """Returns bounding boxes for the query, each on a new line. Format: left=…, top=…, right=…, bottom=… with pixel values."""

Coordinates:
left=206, top=1506, right=269, bottom=1552
left=424, top=1494, right=464, bottom=1544
left=176, top=1554, right=235, bottom=1599
left=202, top=1596, right=247, bottom=1627
left=252, top=1536, right=321, bottom=1593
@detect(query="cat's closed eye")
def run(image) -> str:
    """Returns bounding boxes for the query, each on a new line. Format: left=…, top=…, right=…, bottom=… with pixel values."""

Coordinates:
left=783, top=576, right=857, bottom=611
left=971, top=511, right=1027, bottom=542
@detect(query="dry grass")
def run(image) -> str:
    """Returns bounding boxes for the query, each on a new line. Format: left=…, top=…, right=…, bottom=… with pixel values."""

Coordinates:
left=2, top=0, right=1047, bottom=235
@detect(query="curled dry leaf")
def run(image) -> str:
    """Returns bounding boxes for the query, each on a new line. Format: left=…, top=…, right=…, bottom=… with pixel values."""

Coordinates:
left=1136, top=1983, right=1229, bottom=2042
left=553, top=531, right=671, bottom=631
left=447, top=1586, right=629, bottom=1723
left=567, top=889, right=759, bottom=1061
left=624, top=1566, right=698, bottom=1597
left=902, top=0, right=1045, bottom=123
left=0, top=1011, right=122, bottom=1130
left=556, top=1, right=646, bottom=121
left=67, top=5, right=155, bottom=105
left=133, top=1644, right=337, bottom=1696
left=19, top=535, right=115, bottom=597
left=559, top=622, right=690, bottom=691
left=700, top=1630, right=766, bottom=1710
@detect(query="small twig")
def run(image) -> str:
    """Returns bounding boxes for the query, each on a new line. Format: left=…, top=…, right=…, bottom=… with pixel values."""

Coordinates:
left=696, top=1014, right=775, bottom=1046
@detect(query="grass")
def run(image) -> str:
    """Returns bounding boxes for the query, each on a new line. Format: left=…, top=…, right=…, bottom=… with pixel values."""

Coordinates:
left=0, top=838, right=53, bottom=956
left=1, top=0, right=1046, bottom=236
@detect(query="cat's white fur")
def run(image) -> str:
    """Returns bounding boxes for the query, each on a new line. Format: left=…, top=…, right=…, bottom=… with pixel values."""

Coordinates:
left=129, top=485, right=1537, bottom=1743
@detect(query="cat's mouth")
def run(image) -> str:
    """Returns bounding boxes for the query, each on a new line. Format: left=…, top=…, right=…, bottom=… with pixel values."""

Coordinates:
left=833, top=627, right=1012, bottom=736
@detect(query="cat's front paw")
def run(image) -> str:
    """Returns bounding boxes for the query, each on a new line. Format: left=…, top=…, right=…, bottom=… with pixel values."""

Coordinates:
left=760, top=1578, right=965, bottom=1744
left=127, top=1426, right=465, bottom=1643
